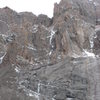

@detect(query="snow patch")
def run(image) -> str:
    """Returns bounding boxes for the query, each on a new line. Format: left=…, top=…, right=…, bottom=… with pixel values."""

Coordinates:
left=95, top=25, right=100, bottom=32
left=52, top=98, right=55, bottom=100
left=83, top=50, right=95, bottom=58
left=49, top=50, right=53, bottom=56
left=89, top=37, right=94, bottom=49
left=27, top=44, right=37, bottom=51
left=71, top=50, right=96, bottom=58
left=71, top=53, right=82, bottom=58
left=88, top=0, right=99, bottom=7
left=25, top=88, right=40, bottom=99
left=93, top=2, right=99, bottom=6
left=41, top=25, right=49, bottom=31
left=67, top=98, right=73, bottom=100
left=40, top=83, right=57, bottom=88
left=94, top=34, right=97, bottom=39
left=57, top=55, right=61, bottom=60
left=15, top=66, right=20, bottom=73
left=88, top=0, right=93, bottom=2
left=0, top=20, right=9, bottom=29
left=47, top=27, right=56, bottom=56
left=0, top=34, right=7, bottom=41
left=0, top=53, right=6, bottom=64
left=30, top=24, right=38, bottom=33
left=18, top=81, right=40, bottom=99
left=47, top=27, right=56, bottom=45
left=27, top=46, right=36, bottom=51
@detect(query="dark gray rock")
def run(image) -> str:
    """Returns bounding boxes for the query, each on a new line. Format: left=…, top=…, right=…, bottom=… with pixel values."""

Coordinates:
left=0, top=0, right=100, bottom=100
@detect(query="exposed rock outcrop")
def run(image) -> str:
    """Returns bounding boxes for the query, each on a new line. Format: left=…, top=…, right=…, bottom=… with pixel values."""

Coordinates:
left=0, top=0, right=100, bottom=100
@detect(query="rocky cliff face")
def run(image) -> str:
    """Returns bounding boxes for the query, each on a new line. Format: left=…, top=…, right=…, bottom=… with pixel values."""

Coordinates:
left=0, top=0, right=100, bottom=100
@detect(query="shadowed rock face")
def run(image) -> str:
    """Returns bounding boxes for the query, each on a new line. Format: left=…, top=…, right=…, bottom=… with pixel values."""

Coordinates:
left=0, top=0, right=100, bottom=100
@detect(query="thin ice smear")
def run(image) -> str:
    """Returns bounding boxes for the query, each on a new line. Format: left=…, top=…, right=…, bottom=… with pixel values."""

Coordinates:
left=47, top=28, right=56, bottom=56
left=49, top=30, right=55, bottom=45
left=37, top=82, right=40, bottom=93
